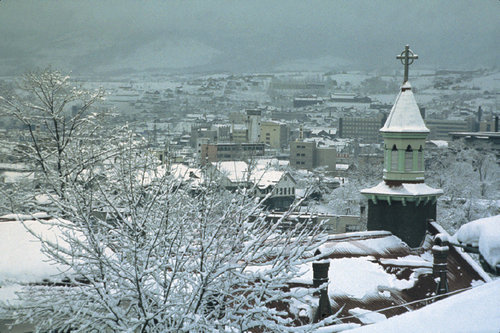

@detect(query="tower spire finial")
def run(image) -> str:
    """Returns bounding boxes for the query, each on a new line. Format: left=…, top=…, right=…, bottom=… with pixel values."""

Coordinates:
left=396, top=45, right=418, bottom=83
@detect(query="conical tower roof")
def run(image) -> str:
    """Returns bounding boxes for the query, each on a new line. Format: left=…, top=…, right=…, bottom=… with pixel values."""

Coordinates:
left=380, top=82, right=429, bottom=133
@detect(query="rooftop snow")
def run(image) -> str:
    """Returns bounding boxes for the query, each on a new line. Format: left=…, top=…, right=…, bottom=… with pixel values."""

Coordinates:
left=170, top=163, right=203, bottom=186
left=380, top=83, right=429, bottom=133
left=292, top=257, right=417, bottom=300
left=453, top=215, right=500, bottom=268
left=0, top=219, right=69, bottom=283
left=345, top=279, right=500, bottom=333
left=361, top=181, right=443, bottom=197
left=215, top=160, right=288, bottom=189
left=428, top=140, right=449, bottom=148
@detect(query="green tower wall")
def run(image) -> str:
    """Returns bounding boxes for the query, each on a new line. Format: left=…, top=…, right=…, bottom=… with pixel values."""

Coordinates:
left=367, top=199, right=437, bottom=247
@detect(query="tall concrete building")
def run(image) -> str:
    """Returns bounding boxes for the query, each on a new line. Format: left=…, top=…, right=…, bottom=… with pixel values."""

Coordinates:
left=290, top=140, right=336, bottom=172
left=361, top=46, right=442, bottom=247
left=246, top=109, right=261, bottom=143
left=290, top=141, right=316, bottom=170
left=260, top=121, right=289, bottom=149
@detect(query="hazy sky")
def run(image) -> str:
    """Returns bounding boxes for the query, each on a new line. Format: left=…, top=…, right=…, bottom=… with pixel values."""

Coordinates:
left=0, top=1, right=498, bottom=75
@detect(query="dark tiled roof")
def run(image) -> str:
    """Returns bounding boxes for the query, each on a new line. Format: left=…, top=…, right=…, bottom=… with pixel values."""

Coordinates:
left=288, top=226, right=490, bottom=326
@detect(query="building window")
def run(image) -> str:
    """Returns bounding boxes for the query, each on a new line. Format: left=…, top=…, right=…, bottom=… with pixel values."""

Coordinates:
left=345, top=224, right=361, bottom=232
left=391, top=145, right=398, bottom=171
left=405, top=145, right=413, bottom=171
left=418, top=145, right=423, bottom=171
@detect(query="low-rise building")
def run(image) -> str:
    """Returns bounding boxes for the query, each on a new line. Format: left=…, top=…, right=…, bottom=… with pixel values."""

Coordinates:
left=338, top=114, right=386, bottom=142
left=209, top=161, right=297, bottom=210
left=266, top=212, right=362, bottom=234
left=200, top=143, right=265, bottom=165
left=449, top=131, right=500, bottom=161
left=293, top=95, right=324, bottom=108
left=425, top=119, right=474, bottom=140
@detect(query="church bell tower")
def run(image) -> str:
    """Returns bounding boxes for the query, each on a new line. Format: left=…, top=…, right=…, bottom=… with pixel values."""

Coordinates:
left=361, top=45, right=443, bottom=247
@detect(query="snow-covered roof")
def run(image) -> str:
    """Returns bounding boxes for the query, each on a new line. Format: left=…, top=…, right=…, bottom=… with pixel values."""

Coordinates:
left=170, top=163, right=203, bottom=186
left=214, top=161, right=289, bottom=189
left=254, top=169, right=287, bottom=189
left=453, top=215, right=500, bottom=269
left=0, top=218, right=69, bottom=284
left=428, top=140, right=449, bottom=148
left=292, top=256, right=418, bottom=300
left=380, top=82, right=429, bottom=133
left=303, top=137, right=338, bottom=148
left=336, top=164, right=350, bottom=171
left=277, top=229, right=489, bottom=327
left=345, top=279, right=500, bottom=333
left=215, top=161, right=250, bottom=183
left=361, top=181, right=443, bottom=197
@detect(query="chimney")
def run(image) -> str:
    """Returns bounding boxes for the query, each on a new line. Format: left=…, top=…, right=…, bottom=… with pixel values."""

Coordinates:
left=312, top=250, right=333, bottom=323
left=432, top=234, right=449, bottom=298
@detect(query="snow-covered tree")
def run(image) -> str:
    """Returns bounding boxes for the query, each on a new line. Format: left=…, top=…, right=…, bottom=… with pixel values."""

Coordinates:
left=0, top=70, right=333, bottom=331
left=0, top=68, right=109, bottom=199
left=326, top=180, right=364, bottom=216
left=6, top=134, right=327, bottom=332
left=426, top=141, right=500, bottom=232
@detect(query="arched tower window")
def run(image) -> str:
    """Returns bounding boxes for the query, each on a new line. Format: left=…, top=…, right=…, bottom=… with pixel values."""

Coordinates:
left=418, top=145, right=423, bottom=171
left=384, top=145, right=388, bottom=169
left=391, top=145, right=398, bottom=171
left=405, top=145, right=413, bottom=171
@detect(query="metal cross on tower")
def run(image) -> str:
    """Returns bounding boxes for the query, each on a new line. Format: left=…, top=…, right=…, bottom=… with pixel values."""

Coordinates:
left=397, top=45, right=418, bottom=83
